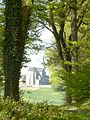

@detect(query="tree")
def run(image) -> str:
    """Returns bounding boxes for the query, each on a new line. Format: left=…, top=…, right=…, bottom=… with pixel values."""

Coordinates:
left=3, top=0, right=30, bottom=101
left=32, top=0, right=90, bottom=103
left=32, top=0, right=74, bottom=103
left=0, top=1, right=4, bottom=89
left=45, top=0, right=90, bottom=104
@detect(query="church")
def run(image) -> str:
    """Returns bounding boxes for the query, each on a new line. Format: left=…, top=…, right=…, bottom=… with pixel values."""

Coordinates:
left=20, top=52, right=49, bottom=86
left=25, top=67, right=49, bottom=86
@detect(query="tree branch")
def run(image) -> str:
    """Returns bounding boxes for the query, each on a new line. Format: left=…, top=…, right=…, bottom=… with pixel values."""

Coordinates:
left=38, top=20, right=53, bottom=33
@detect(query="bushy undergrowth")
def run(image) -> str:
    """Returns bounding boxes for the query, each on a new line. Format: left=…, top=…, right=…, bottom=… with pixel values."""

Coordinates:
left=0, top=97, right=90, bottom=120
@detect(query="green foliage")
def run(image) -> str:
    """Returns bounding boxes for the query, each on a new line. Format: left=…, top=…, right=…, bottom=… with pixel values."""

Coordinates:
left=0, top=98, right=90, bottom=120
left=45, top=47, right=65, bottom=91
left=44, top=0, right=90, bottom=104
left=80, top=99, right=90, bottom=110
left=64, top=63, right=90, bottom=104
left=49, top=64, right=65, bottom=92
left=2, top=0, right=90, bottom=106
left=45, top=39, right=90, bottom=103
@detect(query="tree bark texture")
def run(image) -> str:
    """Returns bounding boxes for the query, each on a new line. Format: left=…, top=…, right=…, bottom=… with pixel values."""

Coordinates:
left=70, top=0, right=78, bottom=70
left=50, top=6, right=73, bottom=104
left=3, top=0, right=30, bottom=101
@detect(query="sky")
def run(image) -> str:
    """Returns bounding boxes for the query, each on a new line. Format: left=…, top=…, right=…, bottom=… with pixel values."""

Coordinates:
left=40, top=28, right=52, bottom=44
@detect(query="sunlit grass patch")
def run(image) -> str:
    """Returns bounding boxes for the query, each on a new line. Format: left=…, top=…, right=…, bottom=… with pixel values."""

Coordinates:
left=20, top=87, right=66, bottom=105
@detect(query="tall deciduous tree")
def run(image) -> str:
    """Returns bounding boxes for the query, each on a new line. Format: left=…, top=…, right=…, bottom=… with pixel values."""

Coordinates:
left=45, top=0, right=90, bottom=104
left=32, top=0, right=90, bottom=103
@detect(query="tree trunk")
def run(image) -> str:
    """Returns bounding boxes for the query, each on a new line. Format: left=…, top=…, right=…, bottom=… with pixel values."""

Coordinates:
left=50, top=4, right=73, bottom=104
left=3, top=0, right=30, bottom=101
left=63, top=0, right=78, bottom=104
left=71, top=0, right=78, bottom=70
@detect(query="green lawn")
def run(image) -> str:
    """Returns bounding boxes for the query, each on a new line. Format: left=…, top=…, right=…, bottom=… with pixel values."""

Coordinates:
left=20, top=87, right=66, bottom=105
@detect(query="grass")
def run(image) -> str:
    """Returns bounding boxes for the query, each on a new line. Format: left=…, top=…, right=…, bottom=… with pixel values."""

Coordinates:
left=20, top=86, right=66, bottom=105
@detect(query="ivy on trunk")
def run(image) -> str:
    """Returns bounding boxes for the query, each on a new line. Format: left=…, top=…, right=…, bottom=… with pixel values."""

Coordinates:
left=3, top=0, right=30, bottom=101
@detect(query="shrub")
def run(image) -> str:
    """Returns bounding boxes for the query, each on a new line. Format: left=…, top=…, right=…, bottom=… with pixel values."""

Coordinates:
left=64, top=63, right=90, bottom=104
left=0, top=97, right=90, bottom=120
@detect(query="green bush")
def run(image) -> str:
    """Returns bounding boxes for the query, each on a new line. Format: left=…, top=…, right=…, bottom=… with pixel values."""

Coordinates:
left=64, top=63, right=90, bottom=104
left=0, top=97, right=90, bottom=120
left=49, top=65, right=65, bottom=92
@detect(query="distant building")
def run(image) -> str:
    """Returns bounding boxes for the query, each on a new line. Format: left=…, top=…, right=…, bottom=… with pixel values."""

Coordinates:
left=20, top=67, right=49, bottom=86
left=26, top=67, right=49, bottom=86
left=20, top=53, right=49, bottom=86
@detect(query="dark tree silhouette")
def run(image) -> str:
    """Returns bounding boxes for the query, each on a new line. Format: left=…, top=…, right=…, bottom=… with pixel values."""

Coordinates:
left=3, top=0, right=30, bottom=101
